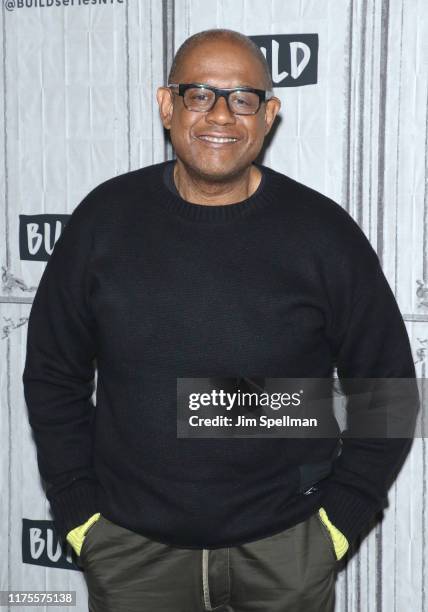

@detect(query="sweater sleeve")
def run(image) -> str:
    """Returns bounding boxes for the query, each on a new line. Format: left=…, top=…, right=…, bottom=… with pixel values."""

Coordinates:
left=22, top=192, right=101, bottom=542
left=319, top=222, right=420, bottom=548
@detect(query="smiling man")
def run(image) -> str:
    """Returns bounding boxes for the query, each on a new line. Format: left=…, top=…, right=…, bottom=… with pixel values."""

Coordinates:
left=159, top=32, right=278, bottom=204
left=23, top=28, right=418, bottom=612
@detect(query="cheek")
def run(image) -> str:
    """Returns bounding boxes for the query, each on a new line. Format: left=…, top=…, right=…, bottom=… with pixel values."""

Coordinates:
left=171, top=129, right=204, bottom=157
left=170, top=111, right=195, bottom=142
left=238, top=118, right=263, bottom=143
left=244, top=128, right=264, bottom=151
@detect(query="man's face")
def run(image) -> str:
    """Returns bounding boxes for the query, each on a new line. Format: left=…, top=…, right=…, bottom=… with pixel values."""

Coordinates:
left=156, top=40, right=281, bottom=181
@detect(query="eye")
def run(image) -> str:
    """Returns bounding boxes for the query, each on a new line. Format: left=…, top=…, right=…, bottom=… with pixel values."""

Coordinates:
left=235, top=97, right=251, bottom=106
left=229, top=91, right=259, bottom=110
left=189, top=92, right=210, bottom=102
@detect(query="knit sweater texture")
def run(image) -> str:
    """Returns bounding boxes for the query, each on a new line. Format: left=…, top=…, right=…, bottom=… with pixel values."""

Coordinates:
left=22, top=160, right=417, bottom=549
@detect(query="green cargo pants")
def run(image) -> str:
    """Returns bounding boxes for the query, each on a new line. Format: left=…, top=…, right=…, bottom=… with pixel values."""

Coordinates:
left=78, top=509, right=338, bottom=611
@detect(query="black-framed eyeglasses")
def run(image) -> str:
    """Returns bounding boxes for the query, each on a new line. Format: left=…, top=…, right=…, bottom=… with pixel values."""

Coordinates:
left=167, top=82, right=275, bottom=115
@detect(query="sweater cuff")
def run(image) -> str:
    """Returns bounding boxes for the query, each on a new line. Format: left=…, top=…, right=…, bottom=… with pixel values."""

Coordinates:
left=319, top=481, right=379, bottom=546
left=47, top=479, right=99, bottom=542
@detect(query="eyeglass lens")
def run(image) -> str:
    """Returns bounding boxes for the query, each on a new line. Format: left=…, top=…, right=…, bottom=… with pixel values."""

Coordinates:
left=183, top=87, right=260, bottom=114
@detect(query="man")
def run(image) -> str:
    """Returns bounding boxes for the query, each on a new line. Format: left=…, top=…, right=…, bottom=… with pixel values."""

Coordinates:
left=22, top=28, right=418, bottom=612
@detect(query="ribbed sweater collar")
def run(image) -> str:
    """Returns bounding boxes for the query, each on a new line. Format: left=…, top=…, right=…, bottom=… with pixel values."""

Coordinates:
left=148, top=160, right=281, bottom=223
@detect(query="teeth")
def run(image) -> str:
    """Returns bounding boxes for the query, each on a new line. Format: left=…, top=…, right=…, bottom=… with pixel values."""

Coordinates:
left=198, top=136, right=238, bottom=143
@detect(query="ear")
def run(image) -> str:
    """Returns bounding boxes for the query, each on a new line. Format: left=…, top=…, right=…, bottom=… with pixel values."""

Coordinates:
left=156, top=87, right=174, bottom=130
left=263, top=96, right=281, bottom=136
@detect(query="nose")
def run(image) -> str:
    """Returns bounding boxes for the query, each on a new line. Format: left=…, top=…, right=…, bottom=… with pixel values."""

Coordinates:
left=205, top=95, right=236, bottom=125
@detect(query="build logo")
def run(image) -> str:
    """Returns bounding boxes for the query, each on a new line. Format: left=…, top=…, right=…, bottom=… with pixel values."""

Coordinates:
left=19, top=214, right=70, bottom=261
left=250, top=34, right=318, bottom=86
left=22, top=518, right=81, bottom=571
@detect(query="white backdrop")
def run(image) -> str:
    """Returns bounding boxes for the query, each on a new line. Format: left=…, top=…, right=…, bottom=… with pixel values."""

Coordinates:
left=1, top=1, right=427, bottom=610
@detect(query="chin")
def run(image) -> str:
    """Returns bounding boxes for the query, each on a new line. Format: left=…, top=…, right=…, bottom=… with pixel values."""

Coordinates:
left=188, top=158, right=248, bottom=182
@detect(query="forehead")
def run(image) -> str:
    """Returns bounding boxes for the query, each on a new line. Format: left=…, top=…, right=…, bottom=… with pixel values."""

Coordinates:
left=176, top=40, right=267, bottom=89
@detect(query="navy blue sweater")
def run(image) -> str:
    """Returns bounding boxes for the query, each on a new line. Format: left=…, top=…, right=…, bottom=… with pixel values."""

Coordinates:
left=22, top=160, right=418, bottom=549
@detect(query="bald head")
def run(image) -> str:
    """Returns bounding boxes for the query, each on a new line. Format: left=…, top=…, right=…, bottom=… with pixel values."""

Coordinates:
left=168, top=28, right=273, bottom=90
left=157, top=27, right=281, bottom=189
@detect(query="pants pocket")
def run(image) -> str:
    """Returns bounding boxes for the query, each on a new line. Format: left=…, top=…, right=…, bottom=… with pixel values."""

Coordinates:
left=315, top=511, right=337, bottom=563
left=79, top=514, right=104, bottom=563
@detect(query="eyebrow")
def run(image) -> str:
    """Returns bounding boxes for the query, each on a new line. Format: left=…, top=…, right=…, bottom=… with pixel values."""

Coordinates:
left=185, top=82, right=265, bottom=89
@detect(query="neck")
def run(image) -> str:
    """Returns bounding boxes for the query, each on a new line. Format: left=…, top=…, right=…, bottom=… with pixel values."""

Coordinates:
left=173, top=160, right=262, bottom=205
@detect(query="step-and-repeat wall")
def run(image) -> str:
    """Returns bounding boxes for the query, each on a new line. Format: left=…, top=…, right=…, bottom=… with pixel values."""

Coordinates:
left=1, top=1, right=427, bottom=610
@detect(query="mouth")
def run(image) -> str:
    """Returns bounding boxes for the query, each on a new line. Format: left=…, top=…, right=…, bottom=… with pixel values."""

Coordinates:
left=195, top=134, right=240, bottom=146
